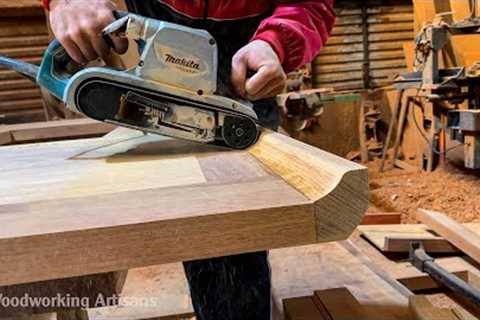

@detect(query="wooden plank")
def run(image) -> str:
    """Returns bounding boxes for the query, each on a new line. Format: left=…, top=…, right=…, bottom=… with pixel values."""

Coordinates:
left=418, top=209, right=480, bottom=264
left=0, top=129, right=368, bottom=286
left=0, top=129, right=12, bottom=145
left=384, top=236, right=458, bottom=253
left=314, top=288, right=368, bottom=320
left=452, top=307, right=479, bottom=320
left=360, top=212, right=402, bottom=225
left=396, top=260, right=469, bottom=291
left=270, top=241, right=410, bottom=320
left=0, top=1, right=43, bottom=17
left=88, top=264, right=195, bottom=320
left=350, top=231, right=480, bottom=292
left=0, top=119, right=116, bottom=145
left=284, top=297, right=328, bottom=320
left=409, top=295, right=457, bottom=320
left=0, top=271, right=127, bottom=316
left=358, top=224, right=480, bottom=253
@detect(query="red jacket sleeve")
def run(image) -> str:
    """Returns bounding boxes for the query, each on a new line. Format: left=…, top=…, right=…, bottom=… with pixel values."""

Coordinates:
left=41, top=0, right=49, bottom=10
left=252, top=0, right=335, bottom=73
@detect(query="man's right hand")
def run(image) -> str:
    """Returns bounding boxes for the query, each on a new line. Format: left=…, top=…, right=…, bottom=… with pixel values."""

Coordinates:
left=49, top=0, right=128, bottom=64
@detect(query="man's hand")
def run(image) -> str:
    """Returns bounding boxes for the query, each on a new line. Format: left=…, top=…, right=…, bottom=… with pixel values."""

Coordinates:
left=231, top=40, right=287, bottom=101
left=49, top=0, right=128, bottom=64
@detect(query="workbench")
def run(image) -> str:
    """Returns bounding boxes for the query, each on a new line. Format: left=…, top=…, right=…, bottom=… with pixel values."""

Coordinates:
left=0, top=127, right=369, bottom=317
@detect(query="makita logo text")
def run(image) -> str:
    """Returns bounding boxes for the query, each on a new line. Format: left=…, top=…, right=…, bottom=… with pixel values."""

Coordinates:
left=165, top=54, right=200, bottom=71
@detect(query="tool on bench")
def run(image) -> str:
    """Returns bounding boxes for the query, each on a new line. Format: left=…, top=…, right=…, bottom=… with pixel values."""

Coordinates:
left=409, top=242, right=480, bottom=305
left=393, top=12, right=480, bottom=170
left=0, top=12, right=261, bottom=149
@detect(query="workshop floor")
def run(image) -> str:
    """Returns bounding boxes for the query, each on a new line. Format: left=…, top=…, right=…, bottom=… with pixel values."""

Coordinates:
left=367, top=159, right=480, bottom=224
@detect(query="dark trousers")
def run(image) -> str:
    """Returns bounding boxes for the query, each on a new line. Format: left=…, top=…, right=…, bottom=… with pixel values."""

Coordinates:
left=183, top=252, right=271, bottom=320
left=125, top=2, right=280, bottom=319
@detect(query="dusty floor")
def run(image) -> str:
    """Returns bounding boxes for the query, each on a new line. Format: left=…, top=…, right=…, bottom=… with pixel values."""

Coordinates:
left=367, top=159, right=480, bottom=224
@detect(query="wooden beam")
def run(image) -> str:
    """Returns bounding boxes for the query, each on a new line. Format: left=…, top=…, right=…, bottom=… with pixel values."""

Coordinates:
left=384, top=236, right=458, bottom=253
left=87, top=264, right=194, bottom=320
left=271, top=240, right=410, bottom=319
left=283, top=297, right=328, bottom=320
left=0, top=119, right=116, bottom=145
left=313, top=288, right=368, bottom=320
left=0, top=271, right=127, bottom=316
left=351, top=230, right=479, bottom=292
left=360, top=212, right=402, bottom=225
left=357, top=224, right=480, bottom=254
left=418, top=209, right=480, bottom=264
left=409, top=295, right=457, bottom=320
left=399, top=269, right=469, bottom=292
left=0, top=129, right=368, bottom=286
left=0, top=129, right=12, bottom=145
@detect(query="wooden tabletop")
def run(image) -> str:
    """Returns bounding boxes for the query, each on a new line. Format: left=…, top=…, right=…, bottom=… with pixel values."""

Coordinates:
left=0, top=128, right=368, bottom=286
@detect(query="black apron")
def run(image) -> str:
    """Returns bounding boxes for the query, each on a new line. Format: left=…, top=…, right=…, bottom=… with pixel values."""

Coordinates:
left=123, top=2, right=275, bottom=319
left=124, top=0, right=280, bottom=130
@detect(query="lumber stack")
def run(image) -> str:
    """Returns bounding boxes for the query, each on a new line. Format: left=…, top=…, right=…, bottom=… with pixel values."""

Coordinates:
left=313, top=1, right=414, bottom=91
left=0, top=0, right=49, bottom=124
left=285, top=290, right=468, bottom=320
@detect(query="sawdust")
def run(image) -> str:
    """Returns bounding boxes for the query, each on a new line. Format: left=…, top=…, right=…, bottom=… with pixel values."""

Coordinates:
left=367, top=160, right=480, bottom=224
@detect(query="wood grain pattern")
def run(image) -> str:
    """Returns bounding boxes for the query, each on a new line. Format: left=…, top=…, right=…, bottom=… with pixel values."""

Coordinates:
left=0, top=119, right=115, bottom=146
left=360, top=212, right=402, bottom=225
left=313, top=288, right=368, bottom=320
left=357, top=224, right=480, bottom=253
left=88, top=264, right=195, bottom=320
left=0, top=129, right=368, bottom=286
left=250, top=131, right=369, bottom=242
left=409, top=295, right=457, bottom=320
left=418, top=209, right=480, bottom=264
left=284, top=296, right=328, bottom=320
left=270, top=241, right=410, bottom=320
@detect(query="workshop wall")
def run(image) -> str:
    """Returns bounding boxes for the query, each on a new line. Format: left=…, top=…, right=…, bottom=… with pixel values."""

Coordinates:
left=313, top=0, right=414, bottom=91
left=0, top=1, right=49, bottom=124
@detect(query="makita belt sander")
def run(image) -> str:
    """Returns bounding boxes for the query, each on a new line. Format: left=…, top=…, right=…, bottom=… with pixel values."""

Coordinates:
left=0, top=12, right=261, bottom=149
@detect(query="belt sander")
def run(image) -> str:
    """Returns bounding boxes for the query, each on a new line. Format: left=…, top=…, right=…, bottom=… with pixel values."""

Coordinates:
left=0, top=13, right=261, bottom=149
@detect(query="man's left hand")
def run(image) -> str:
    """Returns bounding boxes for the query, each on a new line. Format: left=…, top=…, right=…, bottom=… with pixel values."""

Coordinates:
left=231, top=40, right=287, bottom=101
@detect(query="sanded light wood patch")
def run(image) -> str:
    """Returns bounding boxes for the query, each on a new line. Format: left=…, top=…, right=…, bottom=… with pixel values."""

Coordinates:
left=0, top=133, right=208, bottom=205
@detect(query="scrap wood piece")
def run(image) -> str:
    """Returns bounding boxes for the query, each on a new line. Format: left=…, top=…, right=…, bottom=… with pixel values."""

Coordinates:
left=0, top=119, right=116, bottom=145
left=284, top=296, right=329, bottom=320
left=0, top=128, right=12, bottom=145
left=357, top=224, right=480, bottom=253
left=0, top=271, right=127, bottom=317
left=384, top=236, right=457, bottom=254
left=409, top=295, right=458, bottom=320
left=271, top=240, right=411, bottom=320
left=350, top=231, right=479, bottom=293
left=360, top=212, right=402, bottom=225
left=418, top=209, right=480, bottom=265
left=87, top=264, right=194, bottom=320
left=452, top=307, right=479, bottom=320
left=313, top=287, right=410, bottom=320
left=0, top=129, right=368, bottom=286
left=313, top=288, right=368, bottom=320
left=395, top=257, right=471, bottom=291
